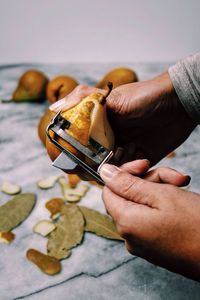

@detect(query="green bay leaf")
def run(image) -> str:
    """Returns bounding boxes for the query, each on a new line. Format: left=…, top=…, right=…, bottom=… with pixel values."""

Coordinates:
left=47, top=204, right=85, bottom=260
left=0, top=193, right=36, bottom=231
left=79, top=206, right=123, bottom=241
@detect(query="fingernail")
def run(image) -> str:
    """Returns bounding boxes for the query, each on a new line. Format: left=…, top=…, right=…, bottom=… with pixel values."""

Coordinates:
left=181, top=172, right=189, bottom=176
left=142, top=159, right=150, bottom=168
left=99, top=164, right=121, bottom=181
left=49, top=98, right=66, bottom=111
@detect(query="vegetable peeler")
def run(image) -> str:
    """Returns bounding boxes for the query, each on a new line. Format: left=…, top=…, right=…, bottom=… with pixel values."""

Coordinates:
left=46, top=111, right=113, bottom=184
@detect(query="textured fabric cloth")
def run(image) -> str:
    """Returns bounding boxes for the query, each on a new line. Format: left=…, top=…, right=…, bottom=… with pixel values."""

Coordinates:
left=168, top=52, right=200, bottom=123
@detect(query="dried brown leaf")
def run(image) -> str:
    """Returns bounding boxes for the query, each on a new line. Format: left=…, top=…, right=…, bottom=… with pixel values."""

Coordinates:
left=47, top=205, right=85, bottom=259
left=0, top=193, right=36, bottom=232
left=79, top=206, right=123, bottom=241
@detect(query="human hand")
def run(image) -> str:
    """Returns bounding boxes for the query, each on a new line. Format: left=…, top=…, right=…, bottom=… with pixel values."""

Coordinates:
left=50, top=73, right=197, bottom=166
left=100, top=162, right=200, bottom=281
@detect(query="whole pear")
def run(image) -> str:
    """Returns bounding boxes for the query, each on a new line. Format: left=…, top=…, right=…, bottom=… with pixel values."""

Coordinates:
left=38, top=109, right=56, bottom=146
left=13, top=70, right=48, bottom=102
left=46, top=75, right=78, bottom=104
left=96, top=67, right=138, bottom=89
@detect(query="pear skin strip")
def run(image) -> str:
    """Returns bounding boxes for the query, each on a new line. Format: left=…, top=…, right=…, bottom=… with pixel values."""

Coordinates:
left=0, top=231, right=15, bottom=244
left=68, top=174, right=81, bottom=188
left=37, top=176, right=58, bottom=190
left=26, top=249, right=61, bottom=275
left=45, top=198, right=65, bottom=216
left=1, top=181, right=21, bottom=195
left=33, top=220, right=56, bottom=237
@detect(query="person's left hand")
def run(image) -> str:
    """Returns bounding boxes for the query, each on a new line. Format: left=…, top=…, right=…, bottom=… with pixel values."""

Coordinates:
left=100, top=162, right=200, bottom=281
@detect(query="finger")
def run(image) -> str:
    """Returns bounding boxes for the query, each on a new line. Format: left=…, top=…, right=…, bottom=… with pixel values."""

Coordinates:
left=120, top=159, right=150, bottom=175
left=119, top=142, right=137, bottom=164
left=102, top=186, right=150, bottom=226
left=50, top=85, right=104, bottom=112
left=111, top=147, right=124, bottom=165
left=144, top=167, right=191, bottom=187
left=100, top=163, right=157, bottom=207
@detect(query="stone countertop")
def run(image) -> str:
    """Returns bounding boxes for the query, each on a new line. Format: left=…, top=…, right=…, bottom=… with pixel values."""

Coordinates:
left=0, top=63, right=200, bottom=300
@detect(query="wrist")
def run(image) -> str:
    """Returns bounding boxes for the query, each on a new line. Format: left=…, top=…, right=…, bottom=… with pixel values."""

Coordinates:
left=153, top=71, right=176, bottom=97
left=154, top=71, right=197, bottom=127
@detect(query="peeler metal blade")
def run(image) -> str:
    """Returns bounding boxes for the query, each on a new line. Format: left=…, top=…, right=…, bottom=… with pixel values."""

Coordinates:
left=52, top=152, right=78, bottom=172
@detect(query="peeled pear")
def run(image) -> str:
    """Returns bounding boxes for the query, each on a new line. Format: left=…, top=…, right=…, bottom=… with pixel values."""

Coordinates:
left=96, top=67, right=138, bottom=89
left=46, top=85, right=114, bottom=173
left=46, top=75, right=78, bottom=104
left=12, top=70, right=48, bottom=102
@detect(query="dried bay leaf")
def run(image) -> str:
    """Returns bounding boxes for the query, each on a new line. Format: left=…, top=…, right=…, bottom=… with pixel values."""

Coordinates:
left=79, top=206, right=123, bottom=241
left=47, top=204, right=85, bottom=259
left=0, top=193, right=36, bottom=232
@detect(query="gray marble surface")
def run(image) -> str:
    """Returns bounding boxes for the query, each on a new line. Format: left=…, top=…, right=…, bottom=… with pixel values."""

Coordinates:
left=1, top=63, right=200, bottom=300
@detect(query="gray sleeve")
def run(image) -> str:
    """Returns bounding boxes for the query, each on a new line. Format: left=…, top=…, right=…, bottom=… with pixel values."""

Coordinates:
left=168, top=52, right=200, bottom=123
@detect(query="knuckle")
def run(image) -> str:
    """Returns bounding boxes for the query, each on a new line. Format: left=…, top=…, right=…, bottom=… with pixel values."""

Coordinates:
left=107, top=90, right=125, bottom=114
left=75, top=84, right=87, bottom=93
left=118, top=173, right=143, bottom=200
left=115, top=209, right=133, bottom=238
left=116, top=223, right=130, bottom=239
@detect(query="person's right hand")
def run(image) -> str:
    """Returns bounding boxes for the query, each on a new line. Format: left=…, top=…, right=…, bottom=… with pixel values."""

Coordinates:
left=100, top=162, right=200, bottom=281
left=50, top=72, right=197, bottom=166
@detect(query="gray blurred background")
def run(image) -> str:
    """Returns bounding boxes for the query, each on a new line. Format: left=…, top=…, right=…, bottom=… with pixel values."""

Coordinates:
left=0, top=0, right=200, bottom=64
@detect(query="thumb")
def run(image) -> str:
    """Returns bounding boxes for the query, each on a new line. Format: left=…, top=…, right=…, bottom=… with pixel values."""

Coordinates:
left=100, top=164, right=158, bottom=208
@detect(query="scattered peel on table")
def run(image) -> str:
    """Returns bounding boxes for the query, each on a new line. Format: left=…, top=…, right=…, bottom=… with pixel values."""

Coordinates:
left=33, top=220, right=56, bottom=237
left=51, top=212, right=61, bottom=221
left=37, top=176, right=58, bottom=189
left=0, top=231, right=15, bottom=244
left=64, top=194, right=81, bottom=203
left=1, top=181, right=21, bottom=195
left=166, top=151, right=176, bottom=158
left=68, top=174, right=80, bottom=188
left=0, top=193, right=36, bottom=232
left=59, top=177, right=89, bottom=203
left=45, top=198, right=65, bottom=217
left=89, top=181, right=104, bottom=189
left=26, top=249, right=61, bottom=275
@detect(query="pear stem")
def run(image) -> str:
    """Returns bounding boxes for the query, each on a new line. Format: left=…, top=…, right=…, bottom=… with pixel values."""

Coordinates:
left=100, top=81, right=113, bottom=105
left=55, top=84, right=64, bottom=102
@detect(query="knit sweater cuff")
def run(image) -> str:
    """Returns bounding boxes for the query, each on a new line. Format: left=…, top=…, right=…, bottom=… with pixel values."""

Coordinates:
left=168, top=52, right=200, bottom=123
